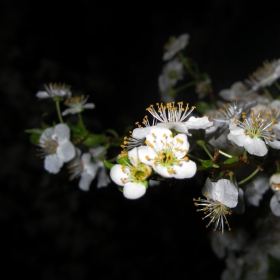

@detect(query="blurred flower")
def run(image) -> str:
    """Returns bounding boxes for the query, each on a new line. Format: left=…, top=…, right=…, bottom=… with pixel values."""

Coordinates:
left=39, top=123, right=75, bottom=174
left=194, top=178, right=238, bottom=233
left=245, top=174, right=269, bottom=206
left=68, top=148, right=99, bottom=191
left=228, top=109, right=280, bottom=156
left=62, top=95, right=95, bottom=116
left=36, top=83, right=72, bottom=99
left=163, top=33, right=189, bottom=61
left=110, top=147, right=151, bottom=199
left=138, top=127, right=197, bottom=179
left=246, top=59, right=280, bottom=91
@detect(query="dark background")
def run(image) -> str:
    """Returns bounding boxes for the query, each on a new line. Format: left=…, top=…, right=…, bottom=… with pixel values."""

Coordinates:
left=1, top=1, right=280, bottom=279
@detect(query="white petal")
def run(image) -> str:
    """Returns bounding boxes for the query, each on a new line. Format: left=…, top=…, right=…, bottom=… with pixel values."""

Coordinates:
left=123, top=182, right=146, bottom=199
left=172, top=160, right=197, bottom=179
left=83, top=103, right=95, bottom=109
left=215, top=179, right=238, bottom=208
left=44, top=154, right=63, bottom=174
left=79, top=173, right=94, bottom=191
left=138, top=145, right=157, bottom=165
left=266, top=139, right=280, bottom=150
left=128, top=147, right=139, bottom=167
left=57, top=140, right=75, bottom=162
left=173, top=134, right=189, bottom=159
left=132, top=127, right=153, bottom=139
left=62, top=108, right=81, bottom=116
left=244, top=137, right=267, bottom=156
left=185, top=116, right=213, bottom=130
left=36, top=91, right=50, bottom=99
left=55, top=124, right=70, bottom=142
left=157, top=122, right=189, bottom=134
left=110, top=164, right=129, bottom=186
left=201, top=178, right=214, bottom=198
left=97, top=165, right=111, bottom=188
left=270, top=194, right=280, bottom=216
left=39, top=127, right=55, bottom=145
left=146, top=127, right=173, bottom=151
left=153, top=164, right=172, bottom=178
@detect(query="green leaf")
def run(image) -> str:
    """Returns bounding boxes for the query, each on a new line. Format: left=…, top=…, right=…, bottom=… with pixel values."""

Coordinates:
left=116, top=154, right=130, bottom=165
left=25, top=128, right=44, bottom=134
left=68, top=121, right=88, bottom=138
left=104, top=129, right=119, bottom=138
left=83, top=133, right=107, bottom=147
left=202, top=160, right=219, bottom=168
left=103, top=159, right=115, bottom=169
left=195, top=101, right=213, bottom=115
left=224, top=156, right=239, bottom=164
left=29, top=133, right=40, bottom=145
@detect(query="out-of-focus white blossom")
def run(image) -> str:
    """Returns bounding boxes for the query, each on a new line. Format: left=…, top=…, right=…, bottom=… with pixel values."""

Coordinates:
left=228, top=109, right=280, bottom=156
left=163, top=33, right=189, bottom=61
left=62, top=95, right=95, bottom=116
left=36, top=83, right=72, bottom=99
left=245, top=175, right=269, bottom=206
left=39, top=123, right=75, bottom=174
left=246, top=59, right=280, bottom=91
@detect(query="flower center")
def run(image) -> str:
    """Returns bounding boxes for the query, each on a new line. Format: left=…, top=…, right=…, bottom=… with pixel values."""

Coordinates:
left=130, top=163, right=152, bottom=182
left=42, top=139, right=59, bottom=156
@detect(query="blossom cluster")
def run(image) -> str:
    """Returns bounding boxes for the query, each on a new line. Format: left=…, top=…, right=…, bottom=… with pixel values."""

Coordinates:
left=27, top=32, right=280, bottom=279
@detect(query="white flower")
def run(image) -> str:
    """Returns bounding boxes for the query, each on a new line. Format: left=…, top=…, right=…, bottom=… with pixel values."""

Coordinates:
left=39, top=123, right=75, bottom=174
left=228, top=109, right=280, bottom=156
left=269, top=173, right=280, bottom=192
left=138, top=127, right=197, bottom=179
left=245, top=175, right=269, bottom=206
left=110, top=147, right=152, bottom=199
left=62, top=95, right=95, bottom=116
left=163, top=33, right=189, bottom=61
left=193, top=178, right=238, bottom=233
left=246, top=59, right=280, bottom=91
left=132, top=102, right=213, bottom=139
left=219, top=81, right=252, bottom=101
left=90, top=146, right=111, bottom=188
left=36, top=83, right=72, bottom=99
left=68, top=148, right=99, bottom=191
left=159, top=57, right=184, bottom=92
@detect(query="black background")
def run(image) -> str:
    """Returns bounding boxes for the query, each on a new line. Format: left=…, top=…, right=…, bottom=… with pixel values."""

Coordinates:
left=1, top=1, right=280, bottom=279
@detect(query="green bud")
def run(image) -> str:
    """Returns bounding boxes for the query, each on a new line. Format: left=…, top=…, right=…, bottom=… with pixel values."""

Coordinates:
left=83, top=133, right=107, bottom=147
left=202, top=160, right=219, bottom=169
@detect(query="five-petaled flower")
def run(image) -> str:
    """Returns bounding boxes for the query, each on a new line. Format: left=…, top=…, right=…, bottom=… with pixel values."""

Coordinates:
left=36, top=83, right=72, bottom=99
left=193, top=178, right=238, bottom=234
left=137, top=127, right=197, bottom=179
left=62, top=95, right=95, bottom=116
left=39, top=123, right=75, bottom=174
left=110, top=147, right=152, bottom=199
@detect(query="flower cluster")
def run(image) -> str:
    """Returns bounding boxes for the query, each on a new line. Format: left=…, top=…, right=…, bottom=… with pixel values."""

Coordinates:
left=27, top=32, right=280, bottom=279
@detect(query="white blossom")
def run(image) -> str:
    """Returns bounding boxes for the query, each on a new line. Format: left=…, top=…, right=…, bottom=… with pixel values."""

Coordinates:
left=138, top=127, right=197, bottom=179
left=110, top=147, right=151, bottom=199
left=163, top=33, right=189, bottom=61
left=39, top=123, right=75, bottom=174
left=228, top=109, right=280, bottom=156
left=36, top=83, right=72, bottom=99
left=132, top=102, right=213, bottom=139
left=194, top=178, right=238, bottom=233
left=245, top=175, right=269, bottom=206
left=246, top=59, right=280, bottom=91
left=68, top=148, right=99, bottom=191
left=62, top=95, right=95, bottom=116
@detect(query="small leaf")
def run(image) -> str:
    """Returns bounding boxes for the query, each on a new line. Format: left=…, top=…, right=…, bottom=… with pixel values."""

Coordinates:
left=224, top=156, right=239, bottom=164
left=202, top=160, right=219, bottom=168
left=103, top=159, right=114, bottom=169
left=25, top=128, right=44, bottom=134
left=195, top=101, right=213, bottom=115
left=83, top=133, right=107, bottom=147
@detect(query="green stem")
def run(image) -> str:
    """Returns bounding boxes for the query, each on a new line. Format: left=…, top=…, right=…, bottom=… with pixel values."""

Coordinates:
left=275, top=81, right=280, bottom=91
left=237, top=167, right=260, bottom=185
left=262, top=87, right=274, bottom=101
left=186, top=153, right=203, bottom=163
left=276, top=161, right=280, bottom=173
left=173, top=80, right=196, bottom=93
left=78, top=113, right=85, bottom=127
left=55, top=100, right=64, bottom=123
left=218, top=149, right=232, bottom=158
left=197, top=140, right=214, bottom=160
left=178, top=52, right=197, bottom=79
